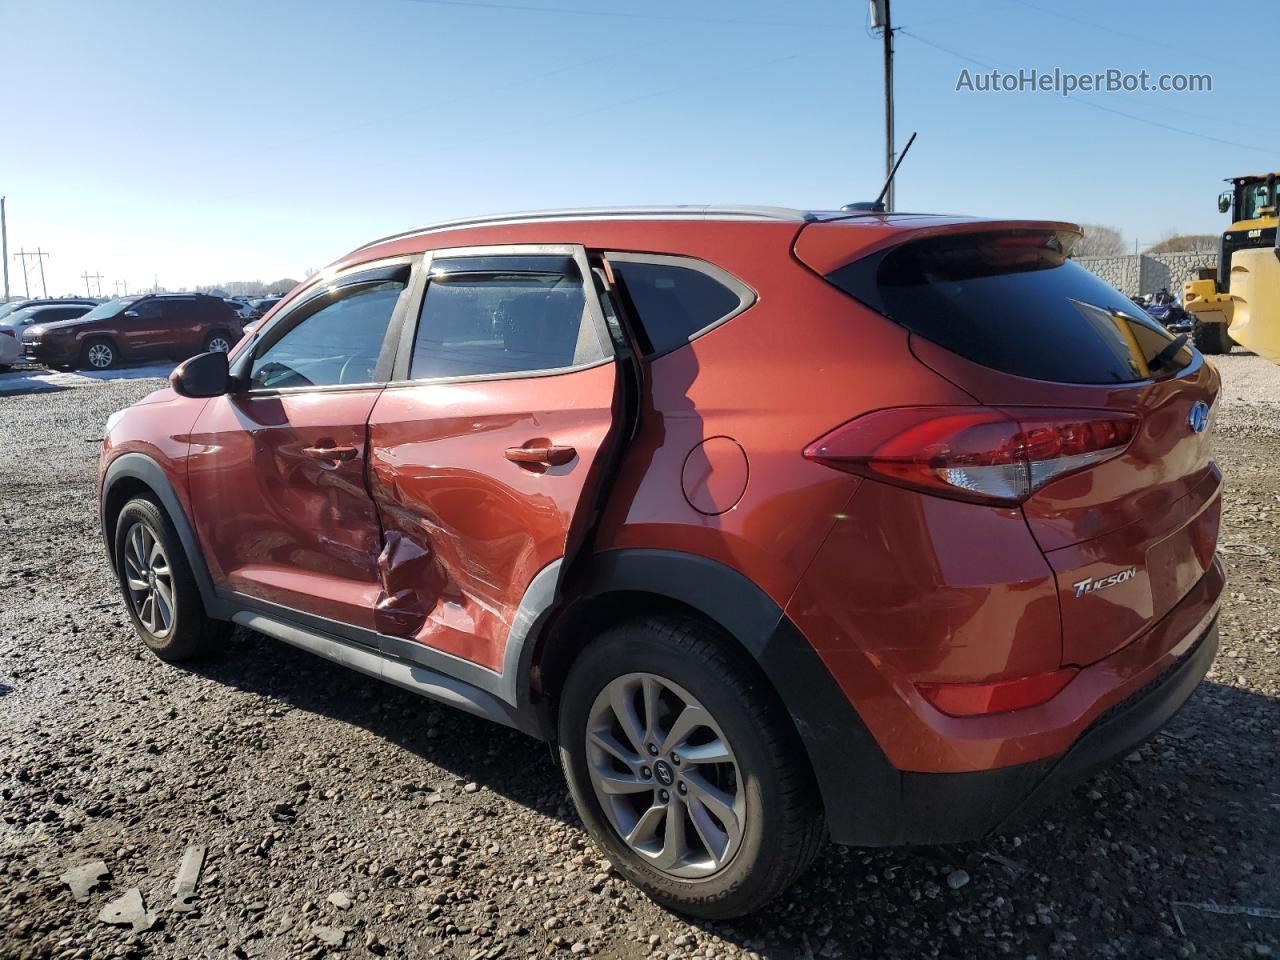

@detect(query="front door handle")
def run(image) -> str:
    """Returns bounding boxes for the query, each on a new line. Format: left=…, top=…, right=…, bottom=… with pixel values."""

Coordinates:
left=504, top=444, right=576, bottom=467
left=303, top=444, right=359, bottom=462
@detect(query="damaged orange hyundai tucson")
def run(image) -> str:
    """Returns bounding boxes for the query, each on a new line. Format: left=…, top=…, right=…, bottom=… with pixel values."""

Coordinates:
left=98, top=206, right=1222, bottom=917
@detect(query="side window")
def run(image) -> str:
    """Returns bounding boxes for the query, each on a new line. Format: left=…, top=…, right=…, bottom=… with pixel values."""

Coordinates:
left=162, top=299, right=196, bottom=323
left=410, top=256, right=607, bottom=380
left=249, top=280, right=404, bottom=390
left=131, top=300, right=164, bottom=320
left=607, top=254, right=754, bottom=357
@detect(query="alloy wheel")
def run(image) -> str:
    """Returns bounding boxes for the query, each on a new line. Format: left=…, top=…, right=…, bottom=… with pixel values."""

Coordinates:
left=122, top=521, right=175, bottom=637
left=585, top=673, right=745, bottom=879
left=207, top=335, right=231, bottom=353
left=86, top=343, right=113, bottom=368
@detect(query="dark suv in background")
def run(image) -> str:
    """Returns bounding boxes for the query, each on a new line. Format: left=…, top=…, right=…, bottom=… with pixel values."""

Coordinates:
left=22, top=293, right=240, bottom=370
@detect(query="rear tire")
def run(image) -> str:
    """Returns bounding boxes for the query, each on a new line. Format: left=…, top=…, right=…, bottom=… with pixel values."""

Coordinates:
left=1192, top=319, right=1232, bottom=355
left=80, top=337, right=117, bottom=370
left=558, top=615, right=825, bottom=919
left=203, top=330, right=233, bottom=354
left=112, top=497, right=229, bottom=662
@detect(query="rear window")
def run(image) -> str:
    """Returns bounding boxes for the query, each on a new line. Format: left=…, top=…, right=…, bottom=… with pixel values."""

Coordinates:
left=608, top=254, right=753, bottom=357
left=826, top=231, right=1194, bottom=384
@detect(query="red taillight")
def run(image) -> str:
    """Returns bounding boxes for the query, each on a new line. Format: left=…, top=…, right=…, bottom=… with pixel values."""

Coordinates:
left=804, top=406, right=1138, bottom=506
left=917, top=667, right=1078, bottom=717
left=0, top=330, right=14, bottom=338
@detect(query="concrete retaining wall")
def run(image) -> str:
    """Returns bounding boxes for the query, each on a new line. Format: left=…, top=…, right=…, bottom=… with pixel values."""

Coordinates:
left=1075, top=253, right=1217, bottom=296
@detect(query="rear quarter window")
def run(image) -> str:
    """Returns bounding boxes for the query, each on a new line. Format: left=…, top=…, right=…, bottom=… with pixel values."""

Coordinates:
left=607, top=254, right=754, bottom=358
left=826, top=231, right=1194, bottom=384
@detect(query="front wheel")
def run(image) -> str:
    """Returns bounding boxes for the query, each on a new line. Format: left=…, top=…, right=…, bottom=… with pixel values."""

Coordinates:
left=558, top=616, right=825, bottom=919
left=80, top=337, right=117, bottom=370
left=113, top=497, right=229, bottom=661
left=204, top=330, right=233, bottom=354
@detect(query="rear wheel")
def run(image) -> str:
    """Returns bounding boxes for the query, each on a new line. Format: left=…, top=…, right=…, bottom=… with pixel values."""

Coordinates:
left=204, top=330, right=233, bottom=354
left=113, top=497, right=229, bottom=661
left=80, top=337, right=117, bottom=370
left=558, top=615, right=825, bottom=919
left=1192, top=319, right=1232, bottom=355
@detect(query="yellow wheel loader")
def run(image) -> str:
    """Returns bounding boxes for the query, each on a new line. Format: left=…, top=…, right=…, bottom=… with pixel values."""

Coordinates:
left=1183, top=172, right=1280, bottom=361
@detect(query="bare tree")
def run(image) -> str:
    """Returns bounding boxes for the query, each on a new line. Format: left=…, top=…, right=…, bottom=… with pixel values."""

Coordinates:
left=1144, top=233, right=1219, bottom=254
left=1074, top=224, right=1127, bottom=257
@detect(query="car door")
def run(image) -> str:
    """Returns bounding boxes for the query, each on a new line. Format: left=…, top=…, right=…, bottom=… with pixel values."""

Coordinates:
left=366, top=245, right=621, bottom=671
left=121, top=298, right=168, bottom=357
left=187, top=261, right=415, bottom=632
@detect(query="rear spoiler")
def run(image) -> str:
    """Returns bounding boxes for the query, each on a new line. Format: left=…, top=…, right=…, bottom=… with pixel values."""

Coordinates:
left=793, top=218, right=1083, bottom=276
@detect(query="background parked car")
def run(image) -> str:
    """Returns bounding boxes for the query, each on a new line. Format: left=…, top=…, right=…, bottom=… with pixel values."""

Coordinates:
left=0, top=296, right=99, bottom=324
left=223, top=298, right=257, bottom=319
left=21, top=293, right=240, bottom=370
left=0, top=301, right=97, bottom=369
left=247, top=296, right=281, bottom=318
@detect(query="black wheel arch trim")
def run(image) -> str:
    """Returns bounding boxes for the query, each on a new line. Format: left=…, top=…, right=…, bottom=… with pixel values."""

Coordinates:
left=101, top=452, right=226, bottom=617
left=523, top=547, right=906, bottom=842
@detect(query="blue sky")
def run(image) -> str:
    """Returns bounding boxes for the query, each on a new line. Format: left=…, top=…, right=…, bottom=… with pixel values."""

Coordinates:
left=2, top=0, right=1275, bottom=297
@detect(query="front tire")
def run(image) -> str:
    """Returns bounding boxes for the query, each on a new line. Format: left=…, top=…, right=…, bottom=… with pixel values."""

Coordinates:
left=204, top=330, right=233, bottom=354
left=113, top=497, right=229, bottom=662
left=81, top=337, right=117, bottom=370
left=558, top=615, right=824, bottom=919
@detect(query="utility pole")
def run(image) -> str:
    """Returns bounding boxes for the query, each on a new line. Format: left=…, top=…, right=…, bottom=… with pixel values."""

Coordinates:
left=13, top=249, right=50, bottom=299
left=115, top=279, right=129, bottom=297
left=81, top=271, right=104, bottom=297
left=870, top=0, right=896, bottom=211
left=1, top=196, right=8, bottom=302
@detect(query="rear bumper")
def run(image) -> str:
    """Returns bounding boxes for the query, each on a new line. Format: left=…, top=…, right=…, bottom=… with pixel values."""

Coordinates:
left=887, top=610, right=1218, bottom=844
left=791, top=556, right=1223, bottom=846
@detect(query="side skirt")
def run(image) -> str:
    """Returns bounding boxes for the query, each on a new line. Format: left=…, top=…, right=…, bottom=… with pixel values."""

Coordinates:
left=230, top=608, right=536, bottom=736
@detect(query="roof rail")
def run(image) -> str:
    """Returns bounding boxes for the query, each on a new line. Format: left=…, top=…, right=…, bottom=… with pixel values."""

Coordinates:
left=351, top=205, right=815, bottom=254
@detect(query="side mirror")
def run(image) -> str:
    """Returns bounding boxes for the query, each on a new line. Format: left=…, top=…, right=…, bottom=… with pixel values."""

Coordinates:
left=170, top=350, right=230, bottom=398
left=1218, top=190, right=1232, bottom=215
left=123, top=310, right=139, bottom=318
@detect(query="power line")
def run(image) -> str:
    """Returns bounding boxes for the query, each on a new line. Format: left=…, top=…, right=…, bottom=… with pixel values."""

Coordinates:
left=12, top=248, right=49, bottom=299
left=81, top=271, right=104, bottom=297
left=1004, top=0, right=1234, bottom=68
left=897, top=29, right=1279, bottom=155
left=399, top=0, right=856, bottom=30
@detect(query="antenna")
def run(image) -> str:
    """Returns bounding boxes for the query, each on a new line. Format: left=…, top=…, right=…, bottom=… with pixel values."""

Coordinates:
left=840, top=131, right=917, bottom=214
left=872, top=130, right=916, bottom=211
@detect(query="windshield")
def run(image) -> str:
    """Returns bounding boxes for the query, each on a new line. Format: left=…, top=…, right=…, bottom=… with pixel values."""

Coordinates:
left=1239, top=179, right=1277, bottom=221
left=0, top=302, right=29, bottom=321
left=3, top=307, right=47, bottom=327
left=76, top=297, right=139, bottom=322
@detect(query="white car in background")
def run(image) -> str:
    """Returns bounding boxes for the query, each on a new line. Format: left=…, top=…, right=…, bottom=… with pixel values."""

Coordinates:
left=0, top=301, right=98, bottom=369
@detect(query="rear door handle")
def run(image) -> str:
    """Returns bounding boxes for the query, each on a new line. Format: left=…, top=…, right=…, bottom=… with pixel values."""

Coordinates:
left=504, top=445, right=576, bottom=467
left=303, top=444, right=359, bottom=462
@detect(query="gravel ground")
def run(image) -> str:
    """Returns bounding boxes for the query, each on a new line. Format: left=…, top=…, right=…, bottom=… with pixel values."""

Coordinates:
left=1, top=354, right=1278, bottom=960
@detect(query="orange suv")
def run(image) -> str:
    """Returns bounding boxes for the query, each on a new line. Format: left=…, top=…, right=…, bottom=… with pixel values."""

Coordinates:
left=98, top=207, right=1223, bottom=917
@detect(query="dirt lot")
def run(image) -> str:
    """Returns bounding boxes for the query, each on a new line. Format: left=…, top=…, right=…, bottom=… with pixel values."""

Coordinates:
left=1, top=354, right=1278, bottom=960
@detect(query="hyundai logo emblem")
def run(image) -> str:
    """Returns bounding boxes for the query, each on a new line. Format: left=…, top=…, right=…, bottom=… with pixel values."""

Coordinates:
left=1188, top=401, right=1210, bottom=434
